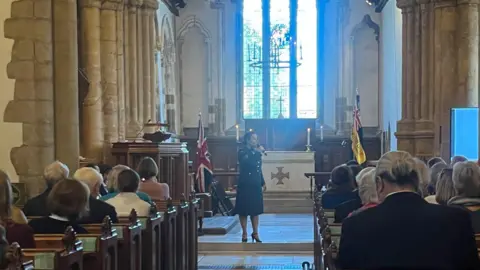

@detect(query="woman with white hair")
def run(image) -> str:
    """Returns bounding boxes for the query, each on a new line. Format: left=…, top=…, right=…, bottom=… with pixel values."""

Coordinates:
left=23, top=161, right=70, bottom=216
left=338, top=151, right=480, bottom=270
left=99, top=165, right=153, bottom=205
left=348, top=167, right=378, bottom=217
left=73, top=167, right=118, bottom=224
left=447, top=161, right=480, bottom=232
left=413, top=158, right=430, bottom=197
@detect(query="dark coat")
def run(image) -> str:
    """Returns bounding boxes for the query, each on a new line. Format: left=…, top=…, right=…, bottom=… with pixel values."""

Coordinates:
left=23, top=189, right=51, bottom=217
left=321, top=187, right=360, bottom=209
left=78, top=197, right=118, bottom=224
left=234, top=147, right=264, bottom=216
left=448, top=196, right=480, bottom=233
left=338, top=192, right=480, bottom=270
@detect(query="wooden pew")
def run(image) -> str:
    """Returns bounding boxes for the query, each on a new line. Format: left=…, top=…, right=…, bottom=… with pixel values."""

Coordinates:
left=23, top=227, right=84, bottom=269
left=152, top=199, right=177, bottom=270
left=188, top=194, right=200, bottom=270
left=117, top=204, right=163, bottom=270
left=2, top=242, right=34, bottom=270
left=83, top=210, right=142, bottom=270
left=35, top=217, right=118, bottom=270
left=172, top=196, right=190, bottom=270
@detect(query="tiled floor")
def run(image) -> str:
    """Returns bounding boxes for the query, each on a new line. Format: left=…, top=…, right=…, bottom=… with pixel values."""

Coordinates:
left=198, top=214, right=314, bottom=269
left=199, top=213, right=313, bottom=243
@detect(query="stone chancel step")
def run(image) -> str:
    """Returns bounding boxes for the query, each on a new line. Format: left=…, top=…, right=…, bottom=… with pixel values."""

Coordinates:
left=232, top=192, right=313, bottom=213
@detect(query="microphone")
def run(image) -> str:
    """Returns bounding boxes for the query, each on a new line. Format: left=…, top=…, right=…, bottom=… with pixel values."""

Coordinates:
left=257, top=144, right=267, bottom=156
left=134, top=119, right=152, bottom=141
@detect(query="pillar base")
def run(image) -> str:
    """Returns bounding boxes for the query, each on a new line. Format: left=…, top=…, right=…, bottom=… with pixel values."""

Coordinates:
left=395, top=119, right=435, bottom=160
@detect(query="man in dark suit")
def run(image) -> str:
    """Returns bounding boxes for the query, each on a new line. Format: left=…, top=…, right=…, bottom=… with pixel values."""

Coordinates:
left=338, top=151, right=480, bottom=270
left=23, top=161, right=70, bottom=216
left=73, top=167, right=118, bottom=224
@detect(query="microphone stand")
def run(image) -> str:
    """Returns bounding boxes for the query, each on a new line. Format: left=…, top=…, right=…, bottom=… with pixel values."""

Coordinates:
left=134, top=119, right=152, bottom=142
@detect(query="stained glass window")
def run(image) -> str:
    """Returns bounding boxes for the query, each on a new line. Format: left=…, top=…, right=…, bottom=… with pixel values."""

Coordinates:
left=242, top=0, right=317, bottom=119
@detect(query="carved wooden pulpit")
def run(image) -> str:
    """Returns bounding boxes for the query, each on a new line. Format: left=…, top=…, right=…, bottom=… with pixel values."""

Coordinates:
left=111, top=142, right=190, bottom=201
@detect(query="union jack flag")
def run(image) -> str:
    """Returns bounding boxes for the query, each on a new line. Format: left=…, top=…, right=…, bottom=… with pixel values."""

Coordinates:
left=195, top=113, right=213, bottom=193
left=351, top=90, right=367, bottom=164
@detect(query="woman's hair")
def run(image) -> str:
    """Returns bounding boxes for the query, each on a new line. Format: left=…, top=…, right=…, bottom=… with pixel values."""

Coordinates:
left=136, top=157, right=159, bottom=180
left=451, top=155, right=468, bottom=166
left=98, top=164, right=112, bottom=177
left=73, top=167, right=103, bottom=192
left=331, top=165, right=354, bottom=188
left=47, top=179, right=89, bottom=221
left=85, top=163, right=100, bottom=172
left=375, top=151, right=419, bottom=189
left=429, top=162, right=448, bottom=194
left=117, top=169, right=141, bottom=193
left=348, top=165, right=362, bottom=178
left=44, top=161, right=69, bottom=187
left=106, top=165, right=130, bottom=192
left=414, top=158, right=430, bottom=197
left=427, top=157, right=445, bottom=168
left=0, top=171, right=13, bottom=219
left=435, top=168, right=455, bottom=205
left=452, top=161, right=480, bottom=197
left=356, top=167, right=378, bottom=204
left=243, top=131, right=256, bottom=145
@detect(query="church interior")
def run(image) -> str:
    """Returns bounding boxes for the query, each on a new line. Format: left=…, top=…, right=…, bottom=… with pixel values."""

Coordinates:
left=0, top=0, right=479, bottom=269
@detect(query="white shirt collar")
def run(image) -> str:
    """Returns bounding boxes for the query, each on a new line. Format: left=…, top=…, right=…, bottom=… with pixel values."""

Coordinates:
left=49, top=214, right=69, bottom=221
left=385, top=190, right=416, bottom=198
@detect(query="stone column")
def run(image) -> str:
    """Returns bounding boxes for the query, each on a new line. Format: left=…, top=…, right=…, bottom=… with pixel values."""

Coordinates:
left=80, top=0, right=104, bottom=161
left=149, top=7, right=158, bottom=122
left=142, top=2, right=153, bottom=122
left=101, top=0, right=119, bottom=160
left=53, top=0, right=80, bottom=171
left=127, top=0, right=139, bottom=135
left=117, top=1, right=126, bottom=140
left=124, top=0, right=131, bottom=132
left=136, top=0, right=144, bottom=125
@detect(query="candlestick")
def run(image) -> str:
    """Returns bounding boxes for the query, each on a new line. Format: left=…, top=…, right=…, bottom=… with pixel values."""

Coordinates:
left=320, top=126, right=324, bottom=142
left=235, top=124, right=239, bottom=141
left=307, top=128, right=311, bottom=146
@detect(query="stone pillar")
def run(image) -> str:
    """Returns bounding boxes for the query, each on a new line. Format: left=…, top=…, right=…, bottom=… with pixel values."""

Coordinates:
left=136, top=0, right=144, bottom=125
left=142, top=2, right=152, bottom=122
left=149, top=6, right=158, bottom=122
left=4, top=0, right=56, bottom=195
left=101, top=0, right=119, bottom=160
left=124, top=1, right=131, bottom=133
left=117, top=1, right=126, bottom=140
left=396, top=0, right=479, bottom=159
left=164, top=40, right=177, bottom=133
left=127, top=0, right=139, bottom=135
left=53, top=0, right=80, bottom=171
left=80, top=0, right=104, bottom=161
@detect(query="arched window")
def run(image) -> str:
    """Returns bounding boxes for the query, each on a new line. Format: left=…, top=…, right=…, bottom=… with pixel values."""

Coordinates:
left=242, top=0, right=318, bottom=119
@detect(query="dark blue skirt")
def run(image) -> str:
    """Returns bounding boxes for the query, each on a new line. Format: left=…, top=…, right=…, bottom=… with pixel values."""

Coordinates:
left=234, top=181, right=264, bottom=216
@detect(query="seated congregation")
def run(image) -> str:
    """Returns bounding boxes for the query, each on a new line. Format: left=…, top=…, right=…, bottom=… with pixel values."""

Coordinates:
left=0, top=156, right=200, bottom=270
left=315, top=152, right=480, bottom=270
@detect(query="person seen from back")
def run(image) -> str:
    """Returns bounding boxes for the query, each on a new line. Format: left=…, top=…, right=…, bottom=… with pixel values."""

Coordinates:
left=338, top=151, right=480, bottom=270
left=137, top=157, right=170, bottom=201
left=321, top=165, right=359, bottom=209
left=424, top=162, right=448, bottom=204
left=28, top=179, right=89, bottom=234
left=348, top=167, right=378, bottom=217
left=0, top=170, right=34, bottom=248
left=427, top=157, right=445, bottom=168
left=100, top=165, right=152, bottom=204
left=447, top=161, right=480, bottom=232
left=73, top=167, right=118, bottom=224
left=434, top=168, right=455, bottom=205
left=23, top=161, right=69, bottom=217
left=104, top=169, right=151, bottom=217
left=451, top=155, right=468, bottom=166
left=414, top=158, right=430, bottom=197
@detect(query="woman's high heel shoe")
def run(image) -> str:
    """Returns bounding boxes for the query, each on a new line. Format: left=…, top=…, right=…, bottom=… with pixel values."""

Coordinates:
left=241, top=235, right=248, bottom=243
left=251, top=233, right=262, bottom=243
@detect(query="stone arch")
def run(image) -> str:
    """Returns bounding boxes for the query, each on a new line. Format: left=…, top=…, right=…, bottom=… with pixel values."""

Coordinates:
left=349, top=14, right=380, bottom=128
left=176, top=16, right=213, bottom=131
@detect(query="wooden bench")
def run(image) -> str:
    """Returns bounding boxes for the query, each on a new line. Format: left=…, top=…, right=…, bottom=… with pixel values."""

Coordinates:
left=2, top=242, right=34, bottom=269
left=152, top=198, right=177, bottom=270
left=23, top=227, right=84, bottom=269
left=35, top=217, right=118, bottom=270
left=83, top=209, right=142, bottom=270
left=188, top=194, right=200, bottom=270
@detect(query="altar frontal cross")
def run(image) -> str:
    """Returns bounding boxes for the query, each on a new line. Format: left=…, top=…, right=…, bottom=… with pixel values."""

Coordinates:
left=271, top=167, right=290, bottom=185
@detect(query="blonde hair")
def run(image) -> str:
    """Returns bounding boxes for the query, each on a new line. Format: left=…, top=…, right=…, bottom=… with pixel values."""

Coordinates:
left=435, top=168, right=455, bottom=205
left=0, top=171, right=12, bottom=218
left=44, top=161, right=69, bottom=187
left=356, top=168, right=378, bottom=204
left=414, top=158, right=430, bottom=197
left=73, top=167, right=103, bottom=192
left=106, top=165, right=130, bottom=192
left=375, top=151, right=419, bottom=188
left=452, top=161, right=480, bottom=197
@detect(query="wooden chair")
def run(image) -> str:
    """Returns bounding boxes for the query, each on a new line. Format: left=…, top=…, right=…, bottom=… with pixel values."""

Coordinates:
left=23, top=227, right=84, bottom=269
left=83, top=209, right=142, bottom=270
left=153, top=199, right=177, bottom=270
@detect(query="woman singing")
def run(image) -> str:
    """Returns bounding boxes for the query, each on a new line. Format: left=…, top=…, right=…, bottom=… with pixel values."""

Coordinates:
left=235, top=131, right=266, bottom=243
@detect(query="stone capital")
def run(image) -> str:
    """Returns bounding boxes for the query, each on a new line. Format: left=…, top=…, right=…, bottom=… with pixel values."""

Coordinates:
left=432, top=0, right=457, bottom=7
left=397, top=0, right=416, bottom=9
left=457, top=0, right=480, bottom=4
left=79, top=0, right=102, bottom=8
left=101, top=0, right=122, bottom=10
